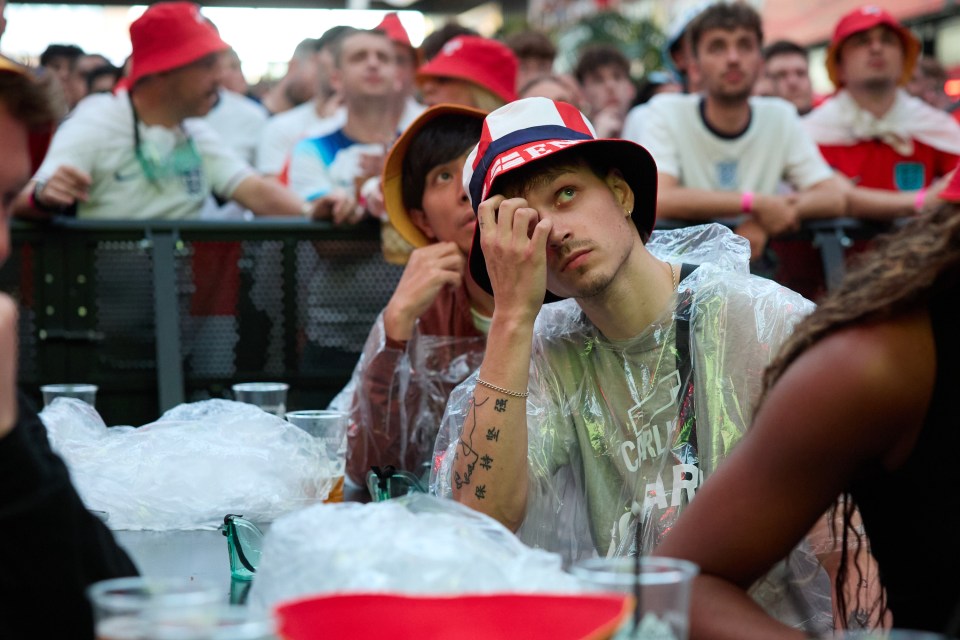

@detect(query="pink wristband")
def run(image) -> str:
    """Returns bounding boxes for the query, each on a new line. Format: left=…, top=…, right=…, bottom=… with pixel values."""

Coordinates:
left=740, top=191, right=754, bottom=215
left=914, top=188, right=927, bottom=214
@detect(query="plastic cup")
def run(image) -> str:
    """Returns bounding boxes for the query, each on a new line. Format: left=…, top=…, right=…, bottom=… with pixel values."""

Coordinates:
left=88, top=576, right=223, bottom=640
left=209, top=605, right=277, bottom=640
left=570, top=556, right=699, bottom=640
left=285, top=409, right=348, bottom=503
left=231, top=383, right=289, bottom=417
left=41, top=383, right=98, bottom=407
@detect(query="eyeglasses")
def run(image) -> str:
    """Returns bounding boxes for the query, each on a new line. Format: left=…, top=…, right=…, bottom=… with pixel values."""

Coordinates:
left=220, top=514, right=265, bottom=581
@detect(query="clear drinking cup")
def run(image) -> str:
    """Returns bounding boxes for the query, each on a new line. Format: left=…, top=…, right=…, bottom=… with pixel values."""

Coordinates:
left=41, top=383, right=98, bottom=407
left=231, top=382, right=289, bottom=418
left=285, top=409, right=348, bottom=503
left=87, top=576, right=222, bottom=640
left=570, top=556, right=699, bottom=640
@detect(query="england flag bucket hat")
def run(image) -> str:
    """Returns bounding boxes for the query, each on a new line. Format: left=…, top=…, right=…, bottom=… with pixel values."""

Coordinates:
left=462, top=97, right=658, bottom=300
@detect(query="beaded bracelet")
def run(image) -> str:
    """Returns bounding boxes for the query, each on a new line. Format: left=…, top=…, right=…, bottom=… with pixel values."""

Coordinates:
left=476, top=377, right=529, bottom=398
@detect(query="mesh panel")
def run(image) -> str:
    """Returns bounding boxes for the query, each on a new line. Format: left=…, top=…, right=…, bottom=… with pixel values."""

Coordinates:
left=94, top=240, right=157, bottom=371
left=176, top=237, right=403, bottom=382
left=296, top=238, right=402, bottom=374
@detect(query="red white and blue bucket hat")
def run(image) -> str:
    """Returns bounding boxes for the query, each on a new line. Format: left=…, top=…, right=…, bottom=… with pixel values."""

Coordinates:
left=462, top=97, right=659, bottom=299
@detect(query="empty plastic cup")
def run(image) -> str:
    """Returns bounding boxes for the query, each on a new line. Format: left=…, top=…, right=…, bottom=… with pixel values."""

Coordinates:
left=41, top=383, right=98, bottom=407
left=570, top=556, right=699, bottom=639
left=87, top=576, right=222, bottom=640
left=231, top=383, right=289, bottom=417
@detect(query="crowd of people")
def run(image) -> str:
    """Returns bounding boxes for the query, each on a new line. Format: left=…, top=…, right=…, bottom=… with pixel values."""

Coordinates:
left=3, top=0, right=960, bottom=637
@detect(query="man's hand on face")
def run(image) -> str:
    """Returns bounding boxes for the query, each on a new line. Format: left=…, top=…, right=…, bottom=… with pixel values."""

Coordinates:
left=752, top=192, right=801, bottom=236
left=0, top=294, right=19, bottom=439
left=477, top=195, right=553, bottom=324
left=383, top=242, right=465, bottom=342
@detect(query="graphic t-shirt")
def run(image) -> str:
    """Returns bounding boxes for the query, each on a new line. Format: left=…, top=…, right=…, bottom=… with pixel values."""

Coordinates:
left=536, top=305, right=692, bottom=557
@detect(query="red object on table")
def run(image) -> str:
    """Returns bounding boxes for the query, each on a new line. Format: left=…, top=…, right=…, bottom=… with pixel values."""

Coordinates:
left=275, top=592, right=632, bottom=640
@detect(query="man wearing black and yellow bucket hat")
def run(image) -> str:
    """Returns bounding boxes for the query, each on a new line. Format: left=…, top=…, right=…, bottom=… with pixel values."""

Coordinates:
left=0, top=57, right=138, bottom=640
left=329, top=104, right=494, bottom=489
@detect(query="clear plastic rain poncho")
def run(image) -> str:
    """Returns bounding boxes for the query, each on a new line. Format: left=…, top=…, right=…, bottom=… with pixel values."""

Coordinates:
left=329, top=283, right=486, bottom=485
left=431, top=224, right=833, bottom=631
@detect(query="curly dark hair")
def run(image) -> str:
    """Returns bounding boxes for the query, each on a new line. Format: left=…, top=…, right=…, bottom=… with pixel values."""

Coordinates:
left=757, top=200, right=960, bottom=625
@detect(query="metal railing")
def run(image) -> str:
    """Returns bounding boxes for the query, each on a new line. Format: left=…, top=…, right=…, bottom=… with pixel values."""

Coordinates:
left=2, top=215, right=897, bottom=426
left=3, top=217, right=404, bottom=426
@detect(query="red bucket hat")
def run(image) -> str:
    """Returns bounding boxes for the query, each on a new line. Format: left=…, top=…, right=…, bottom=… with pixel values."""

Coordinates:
left=417, top=35, right=518, bottom=104
left=128, top=2, right=230, bottom=86
left=462, top=97, right=658, bottom=302
left=826, top=6, right=920, bottom=87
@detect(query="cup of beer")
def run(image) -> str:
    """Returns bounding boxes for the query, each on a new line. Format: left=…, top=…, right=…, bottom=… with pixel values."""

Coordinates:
left=284, top=409, right=348, bottom=503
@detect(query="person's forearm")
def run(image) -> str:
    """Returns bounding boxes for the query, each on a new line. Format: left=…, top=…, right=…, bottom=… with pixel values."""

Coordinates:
left=232, top=175, right=305, bottom=217
left=657, top=188, right=745, bottom=221
left=451, top=312, right=534, bottom=531
left=687, top=575, right=807, bottom=640
left=796, top=187, right=847, bottom=220
left=846, top=187, right=915, bottom=220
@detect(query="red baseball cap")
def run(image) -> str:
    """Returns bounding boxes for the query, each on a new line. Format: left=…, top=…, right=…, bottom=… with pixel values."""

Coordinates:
left=826, top=6, right=920, bottom=87
left=462, top=97, right=658, bottom=302
left=417, top=36, right=518, bottom=104
left=128, top=2, right=230, bottom=86
left=940, top=166, right=960, bottom=203
left=376, top=12, right=412, bottom=48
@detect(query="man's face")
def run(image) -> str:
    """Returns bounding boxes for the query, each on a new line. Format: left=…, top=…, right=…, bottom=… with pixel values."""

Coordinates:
left=693, top=26, right=763, bottom=104
left=218, top=50, right=248, bottom=94
left=580, top=64, right=635, bottom=117
left=765, top=52, right=814, bottom=113
left=418, top=76, right=478, bottom=108
left=392, top=42, right=418, bottom=97
left=333, top=32, right=396, bottom=100
left=519, top=76, right=577, bottom=105
left=43, top=55, right=73, bottom=86
left=837, top=25, right=905, bottom=91
left=412, top=152, right=475, bottom=255
left=165, top=53, right=222, bottom=118
left=517, top=55, right=554, bottom=93
left=0, top=104, right=31, bottom=265
left=505, top=160, right=636, bottom=300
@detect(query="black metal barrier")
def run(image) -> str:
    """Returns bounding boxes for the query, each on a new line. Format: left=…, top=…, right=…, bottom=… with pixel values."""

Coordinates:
left=1, top=216, right=898, bottom=427
left=2, top=217, right=404, bottom=427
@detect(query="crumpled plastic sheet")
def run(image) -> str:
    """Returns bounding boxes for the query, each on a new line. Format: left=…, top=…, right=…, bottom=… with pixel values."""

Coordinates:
left=40, top=398, right=333, bottom=530
left=248, top=493, right=583, bottom=613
